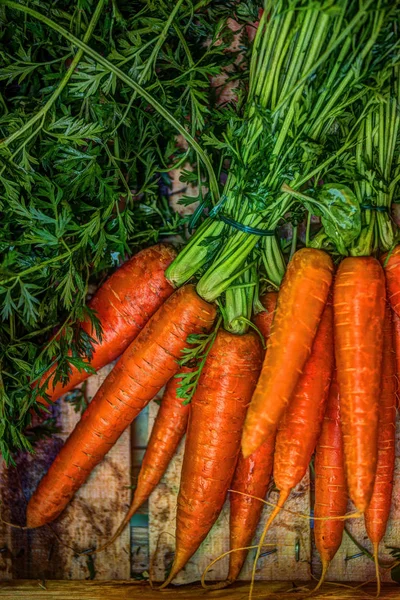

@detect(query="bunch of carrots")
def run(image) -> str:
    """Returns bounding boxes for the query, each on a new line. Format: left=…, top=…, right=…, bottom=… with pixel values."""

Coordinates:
left=24, top=242, right=399, bottom=595
left=10, top=0, right=400, bottom=597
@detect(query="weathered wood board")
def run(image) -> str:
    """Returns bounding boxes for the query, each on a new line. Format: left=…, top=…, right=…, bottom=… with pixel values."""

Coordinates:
left=2, top=579, right=400, bottom=600
left=148, top=401, right=311, bottom=584
left=0, top=365, right=131, bottom=581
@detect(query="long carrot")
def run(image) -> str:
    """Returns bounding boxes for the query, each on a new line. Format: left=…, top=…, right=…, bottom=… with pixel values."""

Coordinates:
left=391, top=310, right=400, bottom=409
left=160, top=328, right=263, bottom=588
left=249, top=300, right=334, bottom=594
left=241, top=248, right=333, bottom=459
left=314, top=374, right=347, bottom=590
left=334, top=257, right=386, bottom=512
left=364, top=304, right=396, bottom=596
left=26, top=285, right=216, bottom=528
left=38, top=244, right=177, bottom=404
left=382, top=245, right=400, bottom=316
left=91, top=369, right=192, bottom=553
left=226, top=292, right=278, bottom=584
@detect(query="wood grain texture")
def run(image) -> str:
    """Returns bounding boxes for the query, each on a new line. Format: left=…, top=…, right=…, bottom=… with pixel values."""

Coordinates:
left=148, top=402, right=311, bottom=584
left=0, top=365, right=131, bottom=580
left=1, top=580, right=399, bottom=600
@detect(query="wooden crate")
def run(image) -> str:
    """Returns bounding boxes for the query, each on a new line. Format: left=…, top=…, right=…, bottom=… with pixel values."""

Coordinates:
left=1, top=368, right=400, bottom=591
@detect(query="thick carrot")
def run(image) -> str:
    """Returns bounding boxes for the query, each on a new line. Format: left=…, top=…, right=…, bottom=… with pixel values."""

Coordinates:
left=226, top=292, right=278, bottom=584
left=249, top=300, right=334, bottom=586
left=382, top=245, right=400, bottom=316
left=334, top=257, right=385, bottom=512
left=160, top=329, right=263, bottom=587
left=38, top=244, right=176, bottom=404
left=242, top=248, right=333, bottom=458
left=314, top=374, right=347, bottom=588
left=364, top=305, right=396, bottom=596
left=26, top=285, right=216, bottom=528
left=92, top=369, right=192, bottom=553
left=391, top=310, right=400, bottom=409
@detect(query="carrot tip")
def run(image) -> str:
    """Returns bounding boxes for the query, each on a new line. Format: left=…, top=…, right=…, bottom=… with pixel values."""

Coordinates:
left=373, top=542, right=381, bottom=598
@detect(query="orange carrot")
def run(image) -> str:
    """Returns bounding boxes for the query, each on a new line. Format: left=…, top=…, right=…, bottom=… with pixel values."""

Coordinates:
left=314, top=374, right=347, bottom=588
left=160, top=329, right=263, bottom=587
left=364, top=304, right=396, bottom=596
left=273, top=301, right=334, bottom=494
left=382, top=245, right=400, bottom=316
left=38, top=244, right=176, bottom=404
left=26, top=285, right=216, bottom=528
left=334, top=257, right=386, bottom=512
left=391, top=310, right=400, bottom=409
left=228, top=437, right=274, bottom=584
left=92, top=369, right=192, bottom=553
left=242, top=248, right=334, bottom=458
left=226, top=292, right=278, bottom=584
left=249, top=300, right=334, bottom=585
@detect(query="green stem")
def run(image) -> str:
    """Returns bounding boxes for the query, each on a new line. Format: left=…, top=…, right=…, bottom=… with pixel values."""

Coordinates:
left=305, top=212, right=312, bottom=248
left=0, top=0, right=105, bottom=148
left=262, top=236, right=285, bottom=286
left=224, top=267, right=257, bottom=335
left=111, top=0, right=185, bottom=136
left=273, top=0, right=376, bottom=114
left=1, top=250, right=75, bottom=284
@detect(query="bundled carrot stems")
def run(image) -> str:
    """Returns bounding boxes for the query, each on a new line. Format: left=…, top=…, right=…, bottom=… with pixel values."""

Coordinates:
left=1, top=0, right=400, bottom=597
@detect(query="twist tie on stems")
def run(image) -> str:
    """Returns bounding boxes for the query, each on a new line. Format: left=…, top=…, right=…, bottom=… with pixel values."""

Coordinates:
left=211, top=213, right=276, bottom=236
left=360, top=204, right=389, bottom=213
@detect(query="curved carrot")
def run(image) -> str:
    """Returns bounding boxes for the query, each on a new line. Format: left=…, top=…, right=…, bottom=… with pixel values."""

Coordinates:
left=364, top=305, right=396, bottom=596
left=314, top=374, right=347, bottom=588
left=226, top=292, right=278, bottom=584
left=250, top=300, right=334, bottom=580
left=334, top=257, right=385, bottom=512
left=160, top=329, right=263, bottom=587
left=38, top=244, right=177, bottom=404
left=242, top=248, right=334, bottom=458
left=391, top=310, right=400, bottom=409
left=382, top=245, right=400, bottom=316
left=91, top=369, right=192, bottom=553
left=26, top=285, right=216, bottom=528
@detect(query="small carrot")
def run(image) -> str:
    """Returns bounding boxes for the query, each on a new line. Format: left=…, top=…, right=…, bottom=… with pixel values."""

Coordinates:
left=334, top=257, right=386, bottom=512
left=38, top=244, right=177, bottom=404
left=160, top=329, right=263, bottom=588
left=226, top=292, right=278, bottom=584
left=249, top=300, right=334, bottom=590
left=242, top=248, right=334, bottom=458
left=90, top=369, right=192, bottom=553
left=382, top=245, right=400, bottom=316
left=391, top=310, right=400, bottom=409
left=26, top=285, right=216, bottom=528
left=314, top=374, right=347, bottom=590
left=364, top=304, right=396, bottom=596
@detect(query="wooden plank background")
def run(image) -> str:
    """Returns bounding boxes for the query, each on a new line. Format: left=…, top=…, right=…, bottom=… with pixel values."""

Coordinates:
left=2, top=579, right=400, bottom=600
left=2, top=580, right=400, bottom=600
